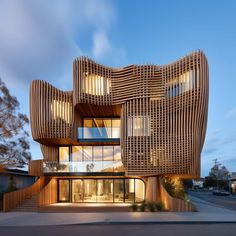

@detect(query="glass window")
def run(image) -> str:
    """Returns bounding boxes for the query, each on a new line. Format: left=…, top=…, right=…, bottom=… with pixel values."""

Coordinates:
left=72, top=146, right=83, bottom=161
left=84, top=119, right=93, bottom=127
left=125, top=179, right=135, bottom=202
left=127, top=116, right=150, bottom=137
left=114, top=179, right=124, bottom=202
left=72, top=180, right=83, bottom=202
left=103, top=146, right=113, bottom=161
left=97, top=179, right=113, bottom=202
left=93, top=146, right=103, bottom=161
left=83, top=179, right=96, bottom=202
left=103, top=119, right=112, bottom=138
left=83, top=146, right=92, bottom=161
left=59, top=147, right=69, bottom=162
left=59, top=179, right=70, bottom=201
left=83, top=119, right=93, bottom=139
left=114, top=146, right=121, bottom=161
left=80, top=118, right=120, bottom=139
left=59, top=178, right=145, bottom=203
left=112, top=119, right=120, bottom=138
left=135, top=179, right=145, bottom=203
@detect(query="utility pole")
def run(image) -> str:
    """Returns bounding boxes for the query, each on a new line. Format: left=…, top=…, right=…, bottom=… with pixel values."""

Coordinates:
left=212, top=158, right=221, bottom=190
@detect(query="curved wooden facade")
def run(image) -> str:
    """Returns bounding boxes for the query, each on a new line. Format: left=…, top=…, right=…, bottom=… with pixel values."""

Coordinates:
left=30, top=51, right=208, bottom=178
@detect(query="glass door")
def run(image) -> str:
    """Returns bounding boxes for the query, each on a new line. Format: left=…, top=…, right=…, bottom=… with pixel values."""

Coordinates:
left=72, top=180, right=83, bottom=202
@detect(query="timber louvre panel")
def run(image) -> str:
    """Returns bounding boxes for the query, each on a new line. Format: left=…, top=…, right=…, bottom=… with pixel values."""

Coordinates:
left=30, top=51, right=208, bottom=178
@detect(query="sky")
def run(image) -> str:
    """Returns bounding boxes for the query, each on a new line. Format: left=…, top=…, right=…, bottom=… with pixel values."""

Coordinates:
left=0, top=0, right=235, bottom=177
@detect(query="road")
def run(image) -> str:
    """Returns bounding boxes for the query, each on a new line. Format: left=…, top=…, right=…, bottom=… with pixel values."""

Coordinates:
left=189, top=191, right=236, bottom=211
left=0, top=224, right=236, bottom=236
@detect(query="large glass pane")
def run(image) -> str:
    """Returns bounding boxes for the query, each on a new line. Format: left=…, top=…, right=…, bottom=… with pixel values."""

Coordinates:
left=114, top=179, right=124, bottom=202
left=83, top=179, right=96, bottom=202
left=112, top=119, right=120, bottom=138
left=103, top=119, right=112, bottom=138
left=114, top=146, right=121, bottom=161
left=135, top=179, right=145, bottom=203
left=94, top=118, right=111, bottom=139
left=125, top=179, right=135, bottom=203
left=84, top=119, right=93, bottom=127
left=59, top=147, right=69, bottom=162
left=103, top=146, right=113, bottom=161
left=97, top=179, right=113, bottom=202
left=83, top=119, right=93, bottom=139
left=93, top=146, right=103, bottom=161
left=72, top=180, right=83, bottom=202
left=59, top=179, right=70, bottom=201
left=72, top=146, right=83, bottom=161
left=83, top=146, right=92, bottom=161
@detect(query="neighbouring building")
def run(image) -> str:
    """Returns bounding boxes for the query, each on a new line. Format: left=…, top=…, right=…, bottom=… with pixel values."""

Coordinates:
left=0, top=169, right=35, bottom=194
left=26, top=50, right=208, bottom=207
left=229, top=172, right=236, bottom=194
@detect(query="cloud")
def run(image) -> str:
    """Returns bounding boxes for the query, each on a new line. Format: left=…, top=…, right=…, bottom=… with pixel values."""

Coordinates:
left=202, top=129, right=236, bottom=156
left=92, top=31, right=111, bottom=59
left=226, top=106, right=236, bottom=118
left=0, top=0, right=126, bottom=162
left=0, top=0, right=124, bottom=90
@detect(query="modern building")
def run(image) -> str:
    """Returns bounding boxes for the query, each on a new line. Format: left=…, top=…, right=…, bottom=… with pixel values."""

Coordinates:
left=27, top=50, right=208, bottom=207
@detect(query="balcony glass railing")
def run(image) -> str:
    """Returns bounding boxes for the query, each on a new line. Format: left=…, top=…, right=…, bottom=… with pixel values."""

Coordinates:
left=78, top=127, right=120, bottom=140
left=43, top=160, right=124, bottom=173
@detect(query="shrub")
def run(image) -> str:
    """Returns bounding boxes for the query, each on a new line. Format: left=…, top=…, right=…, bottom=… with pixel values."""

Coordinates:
left=147, top=202, right=155, bottom=212
left=130, top=203, right=138, bottom=212
left=155, top=201, right=164, bottom=211
left=163, top=177, right=186, bottom=200
left=139, top=202, right=146, bottom=212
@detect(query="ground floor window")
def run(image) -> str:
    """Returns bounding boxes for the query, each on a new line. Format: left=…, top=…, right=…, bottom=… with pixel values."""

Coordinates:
left=58, top=178, right=145, bottom=203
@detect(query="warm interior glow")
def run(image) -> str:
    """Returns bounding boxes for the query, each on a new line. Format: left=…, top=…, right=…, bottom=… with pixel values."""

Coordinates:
left=51, top=100, right=72, bottom=123
left=83, top=73, right=111, bottom=95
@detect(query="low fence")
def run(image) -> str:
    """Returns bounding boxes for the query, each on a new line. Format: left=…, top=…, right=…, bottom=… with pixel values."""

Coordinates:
left=38, top=178, right=57, bottom=206
left=3, top=177, right=47, bottom=212
left=160, top=183, right=196, bottom=212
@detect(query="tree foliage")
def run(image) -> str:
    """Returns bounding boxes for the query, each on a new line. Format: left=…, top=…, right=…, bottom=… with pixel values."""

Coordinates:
left=0, top=78, right=31, bottom=168
left=163, top=177, right=186, bottom=200
left=204, top=160, right=229, bottom=189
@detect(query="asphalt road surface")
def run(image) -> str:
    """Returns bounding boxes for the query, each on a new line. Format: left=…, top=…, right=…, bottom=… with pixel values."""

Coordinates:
left=0, top=224, right=236, bottom=236
left=189, top=191, right=236, bottom=211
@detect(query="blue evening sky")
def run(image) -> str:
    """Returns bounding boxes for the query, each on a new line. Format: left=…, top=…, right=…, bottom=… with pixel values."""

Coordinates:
left=0, top=0, right=235, bottom=176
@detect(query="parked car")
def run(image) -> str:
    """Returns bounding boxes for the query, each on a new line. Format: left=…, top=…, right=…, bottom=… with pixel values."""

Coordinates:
left=212, top=190, right=230, bottom=196
left=219, top=191, right=230, bottom=196
left=212, top=190, right=221, bottom=195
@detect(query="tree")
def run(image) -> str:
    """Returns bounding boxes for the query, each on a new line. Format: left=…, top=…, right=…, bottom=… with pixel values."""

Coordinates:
left=203, top=176, right=217, bottom=188
left=204, top=159, right=229, bottom=189
left=0, top=78, right=31, bottom=168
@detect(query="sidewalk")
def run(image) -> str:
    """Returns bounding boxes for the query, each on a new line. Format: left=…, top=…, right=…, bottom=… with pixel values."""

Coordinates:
left=0, top=196, right=236, bottom=226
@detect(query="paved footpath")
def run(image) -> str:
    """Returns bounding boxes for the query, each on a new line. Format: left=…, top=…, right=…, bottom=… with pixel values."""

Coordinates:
left=0, top=196, right=236, bottom=226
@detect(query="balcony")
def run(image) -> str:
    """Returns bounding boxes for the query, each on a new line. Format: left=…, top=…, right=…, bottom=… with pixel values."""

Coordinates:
left=43, top=160, right=124, bottom=174
left=78, top=127, right=120, bottom=141
left=78, top=118, right=120, bottom=142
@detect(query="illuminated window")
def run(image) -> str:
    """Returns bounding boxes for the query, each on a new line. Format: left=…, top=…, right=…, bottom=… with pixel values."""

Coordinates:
left=80, top=118, right=120, bottom=139
left=166, top=69, right=196, bottom=98
left=72, top=146, right=83, bottom=161
left=51, top=100, right=72, bottom=123
left=59, top=179, right=69, bottom=201
left=59, top=146, right=69, bottom=162
left=127, top=116, right=150, bottom=136
left=83, top=73, right=111, bottom=95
